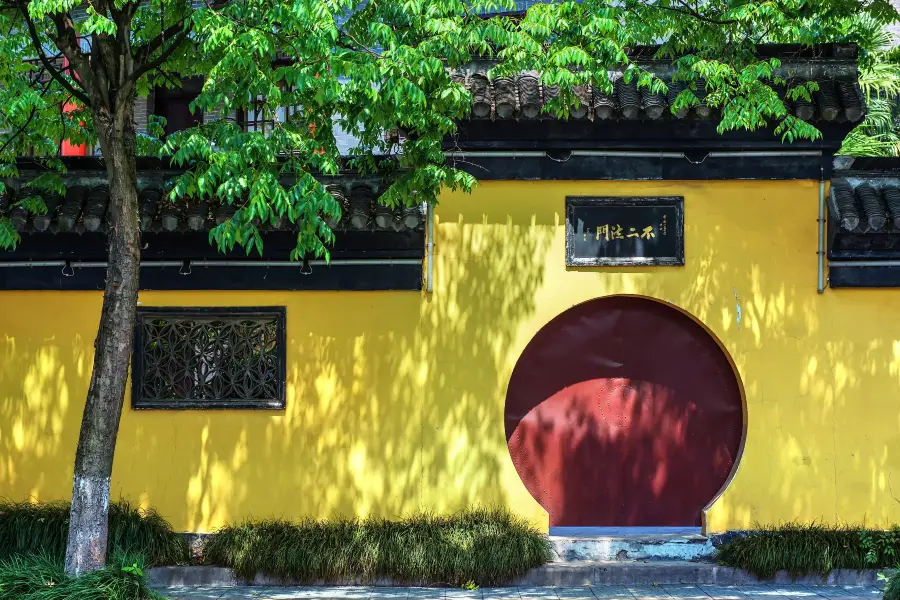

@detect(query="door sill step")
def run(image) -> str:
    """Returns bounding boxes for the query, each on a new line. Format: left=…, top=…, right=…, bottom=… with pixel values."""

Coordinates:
left=549, top=534, right=714, bottom=562
left=550, top=527, right=703, bottom=537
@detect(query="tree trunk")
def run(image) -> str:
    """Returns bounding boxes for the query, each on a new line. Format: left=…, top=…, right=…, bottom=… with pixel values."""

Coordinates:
left=64, top=103, right=141, bottom=576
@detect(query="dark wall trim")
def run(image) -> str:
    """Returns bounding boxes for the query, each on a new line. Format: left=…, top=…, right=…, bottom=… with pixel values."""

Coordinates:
left=826, top=209, right=900, bottom=259
left=0, top=262, right=423, bottom=291
left=451, top=154, right=830, bottom=181
left=13, top=153, right=832, bottom=184
left=833, top=157, right=900, bottom=175
left=826, top=204, right=900, bottom=288
left=449, top=120, right=852, bottom=152
left=0, top=231, right=425, bottom=262
left=829, top=266, right=900, bottom=288
left=12, top=155, right=395, bottom=176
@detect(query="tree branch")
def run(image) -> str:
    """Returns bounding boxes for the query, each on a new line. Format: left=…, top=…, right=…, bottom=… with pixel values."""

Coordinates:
left=154, top=66, right=182, bottom=88
left=89, top=32, right=112, bottom=102
left=133, top=0, right=230, bottom=67
left=0, top=107, right=38, bottom=156
left=113, top=6, right=134, bottom=78
left=338, top=31, right=381, bottom=58
left=0, top=81, right=54, bottom=157
left=135, top=16, right=191, bottom=64
left=19, top=8, right=91, bottom=105
left=46, top=10, right=95, bottom=84
left=128, top=27, right=191, bottom=86
left=655, top=0, right=739, bottom=26
left=85, top=0, right=109, bottom=22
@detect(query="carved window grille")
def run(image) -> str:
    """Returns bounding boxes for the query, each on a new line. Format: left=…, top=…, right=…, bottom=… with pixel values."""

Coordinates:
left=131, top=307, right=286, bottom=409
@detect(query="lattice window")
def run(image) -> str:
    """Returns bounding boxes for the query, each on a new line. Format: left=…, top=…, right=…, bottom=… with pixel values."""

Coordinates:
left=131, top=307, right=286, bottom=409
left=241, top=96, right=298, bottom=135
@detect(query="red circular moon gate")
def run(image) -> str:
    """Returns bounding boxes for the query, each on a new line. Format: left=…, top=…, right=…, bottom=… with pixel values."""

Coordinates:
left=505, top=296, right=744, bottom=528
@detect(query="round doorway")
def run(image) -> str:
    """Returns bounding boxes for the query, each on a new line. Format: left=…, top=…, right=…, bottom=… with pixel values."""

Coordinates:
left=505, top=296, right=744, bottom=528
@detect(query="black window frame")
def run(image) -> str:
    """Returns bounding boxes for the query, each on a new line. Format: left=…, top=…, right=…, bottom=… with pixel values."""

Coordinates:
left=152, top=77, right=206, bottom=137
left=238, top=85, right=300, bottom=135
left=131, top=306, right=287, bottom=410
left=239, top=101, right=298, bottom=135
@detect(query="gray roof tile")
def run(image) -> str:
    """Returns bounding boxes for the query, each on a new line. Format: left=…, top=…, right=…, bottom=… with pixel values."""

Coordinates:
left=451, top=67, right=866, bottom=123
left=830, top=177, right=900, bottom=232
left=0, top=182, right=424, bottom=235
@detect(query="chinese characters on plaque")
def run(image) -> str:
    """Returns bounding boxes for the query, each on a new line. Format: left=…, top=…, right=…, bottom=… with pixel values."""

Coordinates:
left=565, top=197, right=684, bottom=266
left=592, top=221, right=663, bottom=241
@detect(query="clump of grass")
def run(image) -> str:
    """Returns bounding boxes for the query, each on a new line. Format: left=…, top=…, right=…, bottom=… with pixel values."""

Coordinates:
left=0, top=552, right=164, bottom=600
left=0, top=500, right=189, bottom=566
left=717, top=522, right=900, bottom=578
left=203, top=507, right=552, bottom=587
left=884, top=572, right=900, bottom=600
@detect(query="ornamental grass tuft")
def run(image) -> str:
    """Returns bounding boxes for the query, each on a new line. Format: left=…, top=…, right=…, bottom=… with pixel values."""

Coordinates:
left=0, top=553, right=164, bottom=600
left=884, top=572, right=900, bottom=600
left=203, top=507, right=553, bottom=586
left=717, top=523, right=900, bottom=578
left=0, top=500, right=189, bottom=566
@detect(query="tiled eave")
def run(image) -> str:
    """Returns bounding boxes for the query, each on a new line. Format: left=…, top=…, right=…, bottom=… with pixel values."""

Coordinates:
left=450, top=59, right=865, bottom=125
left=827, top=158, right=900, bottom=287
left=1, top=162, right=425, bottom=236
left=830, top=178, right=900, bottom=234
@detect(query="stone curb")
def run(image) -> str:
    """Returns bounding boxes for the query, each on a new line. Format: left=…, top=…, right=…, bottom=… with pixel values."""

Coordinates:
left=147, top=563, right=894, bottom=589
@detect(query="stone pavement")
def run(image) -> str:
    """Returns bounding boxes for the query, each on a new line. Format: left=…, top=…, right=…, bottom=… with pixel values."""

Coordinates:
left=155, top=584, right=886, bottom=600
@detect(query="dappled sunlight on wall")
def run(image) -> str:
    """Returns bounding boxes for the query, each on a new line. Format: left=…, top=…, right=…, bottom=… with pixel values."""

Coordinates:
left=2, top=179, right=900, bottom=532
left=443, top=180, right=900, bottom=532
left=100, top=190, right=553, bottom=532
left=0, top=299, right=97, bottom=501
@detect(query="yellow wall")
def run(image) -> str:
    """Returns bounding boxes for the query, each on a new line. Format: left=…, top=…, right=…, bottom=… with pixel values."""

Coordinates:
left=3, top=179, right=900, bottom=533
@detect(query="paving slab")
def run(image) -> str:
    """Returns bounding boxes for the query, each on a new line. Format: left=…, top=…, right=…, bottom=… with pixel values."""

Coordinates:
left=405, top=590, right=442, bottom=599
left=518, top=588, right=560, bottom=599
left=661, top=585, right=709, bottom=600
left=369, top=590, right=411, bottom=600
left=589, top=585, right=632, bottom=599
left=443, top=590, right=483, bottom=599
left=151, top=565, right=892, bottom=589
left=555, top=587, right=597, bottom=598
left=480, top=589, right=523, bottom=600
left=805, top=587, right=883, bottom=599
left=160, top=587, right=232, bottom=599
left=151, top=584, right=887, bottom=600
left=697, top=586, right=744, bottom=600
left=249, top=588, right=344, bottom=599
left=740, top=587, right=826, bottom=598
left=629, top=585, right=672, bottom=599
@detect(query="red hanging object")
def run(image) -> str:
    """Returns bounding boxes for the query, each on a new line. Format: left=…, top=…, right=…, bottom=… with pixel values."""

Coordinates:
left=60, top=55, right=86, bottom=156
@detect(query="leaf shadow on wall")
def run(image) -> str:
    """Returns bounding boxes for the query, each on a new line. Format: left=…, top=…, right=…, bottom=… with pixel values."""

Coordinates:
left=110, top=198, right=557, bottom=530
left=558, top=190, right=900, bottom=531
left=0, top=316, right=95, bottom=500
left=5, top=180, right=900, bottom=531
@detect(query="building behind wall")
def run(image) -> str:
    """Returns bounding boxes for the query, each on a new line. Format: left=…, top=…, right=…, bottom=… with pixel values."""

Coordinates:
left=3, top=44, right=900, bottom=535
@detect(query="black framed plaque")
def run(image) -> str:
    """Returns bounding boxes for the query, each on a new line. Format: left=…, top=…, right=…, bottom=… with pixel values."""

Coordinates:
left=565, top=196, right=684, bottom=267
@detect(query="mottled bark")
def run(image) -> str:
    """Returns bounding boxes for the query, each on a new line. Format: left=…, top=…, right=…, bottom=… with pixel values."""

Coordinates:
left=64, top=100, right=140, bottom=577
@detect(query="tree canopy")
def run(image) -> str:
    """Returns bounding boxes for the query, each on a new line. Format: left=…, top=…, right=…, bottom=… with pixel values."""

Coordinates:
left=1, top=0, right=898, bottom=257
left=839, top=26, right=900, bottom=157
